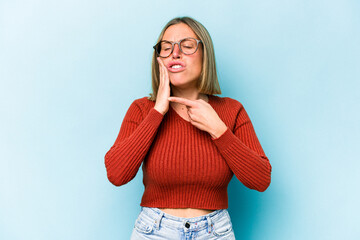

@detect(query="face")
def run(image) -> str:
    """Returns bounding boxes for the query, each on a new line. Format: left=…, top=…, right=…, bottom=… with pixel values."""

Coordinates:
left=160, top=23, right=203, bottom=89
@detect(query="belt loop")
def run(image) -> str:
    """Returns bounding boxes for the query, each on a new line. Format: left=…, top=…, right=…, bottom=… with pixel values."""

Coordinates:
left=206, top=215, right=212, bottom=233
left=154, top=212, right=164, bottom=230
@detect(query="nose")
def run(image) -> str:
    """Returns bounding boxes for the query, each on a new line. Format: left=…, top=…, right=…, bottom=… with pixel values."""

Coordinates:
left=172, top=43, right=181, bottom=59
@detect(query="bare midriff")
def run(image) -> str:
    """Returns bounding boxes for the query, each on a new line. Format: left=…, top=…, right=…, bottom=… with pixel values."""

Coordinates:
left=158, top=208, right=215, bottom=218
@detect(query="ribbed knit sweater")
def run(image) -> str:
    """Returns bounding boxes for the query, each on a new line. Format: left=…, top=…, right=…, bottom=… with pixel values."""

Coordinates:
left=104, top=95, right=271, bottom=209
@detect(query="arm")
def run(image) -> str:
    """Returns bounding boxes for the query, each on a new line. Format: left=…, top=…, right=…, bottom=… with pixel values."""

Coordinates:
left=104, top=100, right=164, bottom=186
left=212, top=103, right=272, bottom=192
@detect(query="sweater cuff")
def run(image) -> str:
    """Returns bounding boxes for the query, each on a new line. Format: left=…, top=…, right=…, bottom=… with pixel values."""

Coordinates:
left=211, top=127, right=237, bottom=151
left=146, top=108, right=164, bottom=128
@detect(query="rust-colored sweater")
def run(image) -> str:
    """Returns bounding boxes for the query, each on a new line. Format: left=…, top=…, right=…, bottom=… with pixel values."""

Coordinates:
left=104, top=95, right=271, bottom=209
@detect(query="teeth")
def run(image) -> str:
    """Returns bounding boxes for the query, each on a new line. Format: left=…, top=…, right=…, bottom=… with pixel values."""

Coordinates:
left=171, top=65, right=182, bottom=69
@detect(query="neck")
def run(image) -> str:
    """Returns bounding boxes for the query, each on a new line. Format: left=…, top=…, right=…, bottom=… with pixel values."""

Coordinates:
left=171, top=87, right=207, bottom=101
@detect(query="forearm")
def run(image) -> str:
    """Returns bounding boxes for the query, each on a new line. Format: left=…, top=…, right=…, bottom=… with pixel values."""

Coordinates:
left=212, top=128, right=272, bottom=191
left=105, top=108, right=164, bottom=186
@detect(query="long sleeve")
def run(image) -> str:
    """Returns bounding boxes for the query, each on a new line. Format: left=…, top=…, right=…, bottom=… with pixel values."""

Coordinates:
left=212, top=102, right=272, bottom=192
left=104, top=100, right=164, bottom=186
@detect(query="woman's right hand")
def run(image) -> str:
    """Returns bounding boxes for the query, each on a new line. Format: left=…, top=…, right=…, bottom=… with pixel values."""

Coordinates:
left=154, top=57, right=171, bottom=115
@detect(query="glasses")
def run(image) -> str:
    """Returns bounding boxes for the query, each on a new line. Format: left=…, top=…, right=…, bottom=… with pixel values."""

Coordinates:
left=153, top=37, right=202, bottom=58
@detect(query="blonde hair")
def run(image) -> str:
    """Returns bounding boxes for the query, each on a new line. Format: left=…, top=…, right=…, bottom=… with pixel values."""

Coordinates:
left=148, top=17, right=221, bottom=101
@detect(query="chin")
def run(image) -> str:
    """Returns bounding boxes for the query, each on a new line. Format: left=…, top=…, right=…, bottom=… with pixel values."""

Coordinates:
left=170, top=77, right=198, bottom=89
left=170, top=81, right=196, bottom=89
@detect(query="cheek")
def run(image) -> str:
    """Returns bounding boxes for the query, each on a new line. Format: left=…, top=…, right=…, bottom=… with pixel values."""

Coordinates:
left=196, top=49, right=203, bottom=71
left=190, top=53, right=203, bottom=73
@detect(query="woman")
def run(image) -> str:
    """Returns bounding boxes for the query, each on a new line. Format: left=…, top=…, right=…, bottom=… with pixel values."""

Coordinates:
left=104, top=16, right=272, bottom=239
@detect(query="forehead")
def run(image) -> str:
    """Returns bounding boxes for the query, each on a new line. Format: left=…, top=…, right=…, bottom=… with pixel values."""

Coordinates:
left=162, top=23, right=198, bottom=41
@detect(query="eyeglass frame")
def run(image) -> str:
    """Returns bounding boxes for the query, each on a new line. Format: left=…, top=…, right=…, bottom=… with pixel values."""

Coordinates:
left=153, top=37, right=203, bottom=58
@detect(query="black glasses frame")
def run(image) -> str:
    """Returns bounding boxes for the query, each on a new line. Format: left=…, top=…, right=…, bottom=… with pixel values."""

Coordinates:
left=153, top=37, right=203, bottom=58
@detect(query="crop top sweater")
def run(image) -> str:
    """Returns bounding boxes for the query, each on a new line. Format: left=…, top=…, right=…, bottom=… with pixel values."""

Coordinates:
left=104, top=95, right=272, bottom=209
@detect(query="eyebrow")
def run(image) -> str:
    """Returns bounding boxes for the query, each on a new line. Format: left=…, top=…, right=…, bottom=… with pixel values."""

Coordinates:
left=161, top=37, right=194, bottom=42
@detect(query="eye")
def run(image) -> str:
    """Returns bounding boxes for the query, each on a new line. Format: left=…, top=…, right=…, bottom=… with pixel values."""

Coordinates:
left=181, top=39, right=196, bottom=48
left=160, top=42, right=172, bottom=51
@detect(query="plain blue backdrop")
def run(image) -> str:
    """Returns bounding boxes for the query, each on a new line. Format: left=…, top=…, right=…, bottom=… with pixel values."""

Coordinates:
left=1, top=0, right=359, bottom=239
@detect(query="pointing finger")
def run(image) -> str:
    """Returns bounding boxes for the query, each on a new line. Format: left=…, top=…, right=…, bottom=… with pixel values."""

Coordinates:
left=168, top=97, right=197, bottom=107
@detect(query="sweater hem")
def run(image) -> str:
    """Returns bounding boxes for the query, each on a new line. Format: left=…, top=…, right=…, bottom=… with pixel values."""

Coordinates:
left=140, top=203, right=229, bottom=210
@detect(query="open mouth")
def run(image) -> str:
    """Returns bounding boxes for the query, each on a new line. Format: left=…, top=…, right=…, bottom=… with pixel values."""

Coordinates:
left=171, top=65, right=183, bottom=69
left=167, top=62, right=185, bottom=72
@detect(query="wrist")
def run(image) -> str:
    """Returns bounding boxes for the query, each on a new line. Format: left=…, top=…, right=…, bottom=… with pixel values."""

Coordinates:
left=154, top=106, right=166, bottom=115
left=210, top=123, right=228, bottom=139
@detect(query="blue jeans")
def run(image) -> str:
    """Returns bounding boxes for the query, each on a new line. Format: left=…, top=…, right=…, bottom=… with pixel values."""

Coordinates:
left=130, top=207, right=236, bottom=239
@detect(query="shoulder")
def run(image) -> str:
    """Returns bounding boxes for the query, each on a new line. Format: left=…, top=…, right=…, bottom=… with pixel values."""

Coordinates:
left=210, top=95, right=244, bottom=111
left=132, top=96, right=155, bottom=108
left=129, top=96, right=156, bottom=115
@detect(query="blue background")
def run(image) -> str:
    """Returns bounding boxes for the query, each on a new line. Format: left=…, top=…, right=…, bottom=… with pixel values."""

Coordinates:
left=1, top=0, right=359, bottom=239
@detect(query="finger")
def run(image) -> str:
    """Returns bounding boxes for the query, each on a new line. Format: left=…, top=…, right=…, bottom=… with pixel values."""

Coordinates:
left=187, top=110, right=197, bottom=120
left=189, top=121, right=205, bottom=131
left=197, top=98, right=209, bottom=104
left=157, top=57, right=162, bottom=66
left=168, top=97, right=196, bottom=107
left=188, top=111, right=199, bottom=122
left=157, top=57, right=164, bottom=74
left=163, top=63, right=169, bottom=83
left=157, top=58, right=169, bottom=85
left=157, top=57, right=166, bottom=69
left=158, top=59, right=165, bottom=85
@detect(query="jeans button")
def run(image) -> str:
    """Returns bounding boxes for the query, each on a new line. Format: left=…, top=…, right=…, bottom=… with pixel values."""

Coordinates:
left=185, top=222, right=190, bottom=228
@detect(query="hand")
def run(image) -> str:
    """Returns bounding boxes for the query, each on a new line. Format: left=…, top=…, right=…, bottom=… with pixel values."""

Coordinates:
left=168, top=97, right=228, bottom=139
left=154, top=57, right=171, bottom=115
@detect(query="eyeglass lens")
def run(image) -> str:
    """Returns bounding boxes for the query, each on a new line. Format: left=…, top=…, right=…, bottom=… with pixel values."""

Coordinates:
left=157, top=38, right=199, bottom=57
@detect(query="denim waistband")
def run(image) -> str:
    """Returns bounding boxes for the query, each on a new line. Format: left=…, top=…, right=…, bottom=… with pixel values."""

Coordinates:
left=139, top=207, right=227, bottom=233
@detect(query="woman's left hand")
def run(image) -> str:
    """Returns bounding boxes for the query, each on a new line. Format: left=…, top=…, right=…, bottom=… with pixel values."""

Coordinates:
left=168, top=97, right=228, bottom=139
